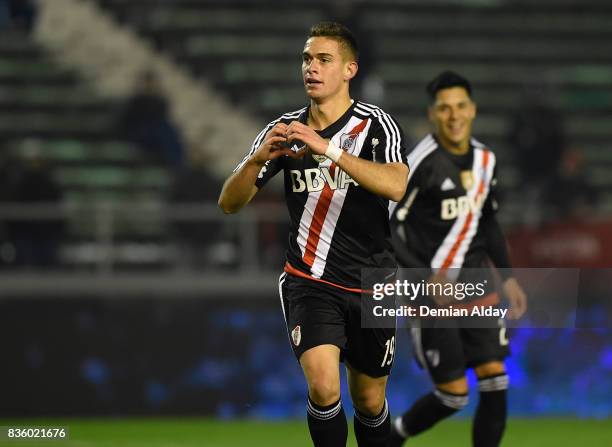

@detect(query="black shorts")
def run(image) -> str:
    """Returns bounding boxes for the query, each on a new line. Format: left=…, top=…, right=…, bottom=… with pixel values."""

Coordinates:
left=278, top=272, right=396, bottom=378
left=410, top=316, right=510, bottom=384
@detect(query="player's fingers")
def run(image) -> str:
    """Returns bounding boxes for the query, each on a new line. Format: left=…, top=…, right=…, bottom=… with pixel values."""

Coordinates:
left=509, top=295, right=526, bottom=319
left=515, top=290, right=526, bottom=310
left=269, top=148, right=298, bottom=159
left=285, top=130, right=306, bottom=149
left=271, top=124, right=289, bottom=137
left=266, top=132, right=286, bottom=143
left=508, top=305, right=518, bottom=320
left=286, top=126, right=303, bottom=141
left=264, top=136, right=287, bottom=147
left=286, top=121, right=309, bottom=138
left=266, top=125, right=288, bottom=140
left=289, top=131, right=313, bottom=148
left=285, top=121, right=298, bottom=134
left=517, top=295, right=527, bottom=317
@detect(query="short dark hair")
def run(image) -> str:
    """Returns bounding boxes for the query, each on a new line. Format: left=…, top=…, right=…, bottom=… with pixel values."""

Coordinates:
left=426, top=71, right=473, bottom=102
left=308, top=21, right=359, bottom=62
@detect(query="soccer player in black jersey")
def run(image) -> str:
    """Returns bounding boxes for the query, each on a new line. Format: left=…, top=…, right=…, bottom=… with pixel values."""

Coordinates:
left=388, top=71, right=527, bottom=447
left=219, top=22, right=409, bottom=446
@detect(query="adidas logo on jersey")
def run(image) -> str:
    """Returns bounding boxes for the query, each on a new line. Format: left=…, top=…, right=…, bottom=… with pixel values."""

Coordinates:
left=290, top=168, right=359, bottom=193
left=440, top=177, right=456, bottom=191
left=441, top=195, right=486, bottom=220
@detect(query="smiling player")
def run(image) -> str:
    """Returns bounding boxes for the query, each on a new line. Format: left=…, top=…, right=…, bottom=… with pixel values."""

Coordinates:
left=388, top=71, right=527, bottom=447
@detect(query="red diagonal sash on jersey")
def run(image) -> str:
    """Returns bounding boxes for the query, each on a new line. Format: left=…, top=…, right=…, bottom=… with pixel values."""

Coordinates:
left=302, top=169, right=336, bottom=267
left=302, top=118, right=369, bottom=268
left=439, top=150, right=490, bottom=272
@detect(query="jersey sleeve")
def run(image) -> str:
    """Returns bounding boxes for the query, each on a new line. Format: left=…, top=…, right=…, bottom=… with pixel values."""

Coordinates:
left=232, top=119, right=284, bottom=189
left=368, top=113, right=409, bottom=165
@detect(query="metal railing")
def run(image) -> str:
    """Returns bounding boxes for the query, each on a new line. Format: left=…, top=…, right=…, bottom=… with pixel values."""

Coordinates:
left=0, top=201, right=289, bottom=296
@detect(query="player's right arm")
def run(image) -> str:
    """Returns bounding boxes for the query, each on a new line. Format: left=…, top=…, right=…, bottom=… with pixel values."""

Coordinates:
left=218, top=122, right=298, bottom=214
left=217, top=161, right=261, bottom=214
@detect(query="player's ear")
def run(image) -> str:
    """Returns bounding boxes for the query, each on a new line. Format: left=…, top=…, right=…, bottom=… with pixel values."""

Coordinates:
left=427, top=105, right=435, bottom=123
left=345, top=60, right=358, bottom=81
left=470, top=101, right=477, bottom=119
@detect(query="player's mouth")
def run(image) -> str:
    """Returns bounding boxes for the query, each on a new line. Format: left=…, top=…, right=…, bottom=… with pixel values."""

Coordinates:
left=447, top=122, right=465, bottom=136
left=305, top=78, right=323, bottom=87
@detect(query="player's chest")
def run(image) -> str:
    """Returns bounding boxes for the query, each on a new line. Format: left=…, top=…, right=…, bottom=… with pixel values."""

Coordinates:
left=424, top=159, right=484, bottom=221
left=284, top=153, right=362, bottom=194
left=426, top=157, right=473, bottom=199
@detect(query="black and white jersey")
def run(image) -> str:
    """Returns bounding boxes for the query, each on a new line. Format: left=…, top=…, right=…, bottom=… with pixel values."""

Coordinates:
left=390, top=134, right=498, bottom=272
left=234, top=101, right=408, bottom=290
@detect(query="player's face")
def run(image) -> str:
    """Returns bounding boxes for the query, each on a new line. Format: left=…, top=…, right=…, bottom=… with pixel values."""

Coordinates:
left=429, top=87, right=476, bottom=151
left=302, top=37, right=356, bottom=101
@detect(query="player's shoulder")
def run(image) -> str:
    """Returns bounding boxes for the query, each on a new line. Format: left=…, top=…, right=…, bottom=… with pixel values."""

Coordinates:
left=407, top=134, right=439, bottom=172
left=354, top=100, right=392, bottom=116
left=471, top=136, right=490, bottom=151
left=471, top=137, right=497, bottom=163
left=353, top=101, right=398, bottom=121
left=353, top=101, right=402, bottom=128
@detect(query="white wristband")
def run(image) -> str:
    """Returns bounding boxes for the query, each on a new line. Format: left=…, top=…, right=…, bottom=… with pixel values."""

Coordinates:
left=325, top=141, right=343, bottom=163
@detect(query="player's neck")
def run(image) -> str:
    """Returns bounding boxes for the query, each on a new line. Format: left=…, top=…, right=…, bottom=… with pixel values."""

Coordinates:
left=308, top=94, right=353, bottom=130
left=437, top=135, right=470, bottom=155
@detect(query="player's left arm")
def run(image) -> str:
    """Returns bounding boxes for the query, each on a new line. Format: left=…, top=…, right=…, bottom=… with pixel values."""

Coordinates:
left=482, top=167, right=527, bottom=319
left=285, top=121, right=408, bottom=202
left=484, top=215, right=527, bottom=319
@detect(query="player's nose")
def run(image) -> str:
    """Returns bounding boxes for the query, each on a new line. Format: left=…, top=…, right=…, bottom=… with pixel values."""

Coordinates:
left=306, top=59, right=320, bottom=73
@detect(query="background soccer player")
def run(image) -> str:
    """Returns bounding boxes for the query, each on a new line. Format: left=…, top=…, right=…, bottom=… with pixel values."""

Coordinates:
left=218, top=22, right=408, bottom=446
left=388, top=71, right=527, bottom=447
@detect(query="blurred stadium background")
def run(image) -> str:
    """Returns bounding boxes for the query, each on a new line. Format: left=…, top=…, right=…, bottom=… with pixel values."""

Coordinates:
left=0, top=0, right=611, bottom=445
